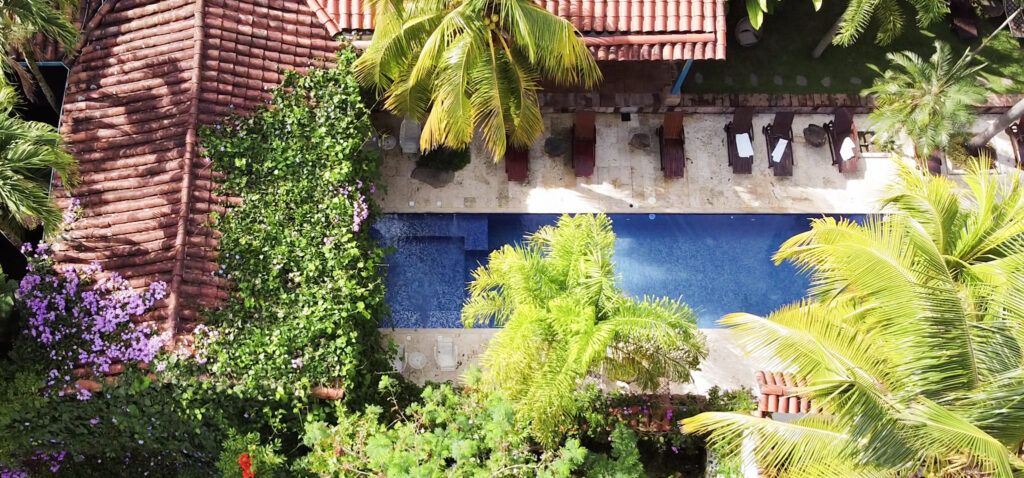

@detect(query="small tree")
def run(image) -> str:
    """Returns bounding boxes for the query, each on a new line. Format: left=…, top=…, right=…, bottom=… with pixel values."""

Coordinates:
left=463, top=214, right=707, bottom=445
left=354, top=0, right=600, bottom=160
left=862, top=41, right=986, bottom=158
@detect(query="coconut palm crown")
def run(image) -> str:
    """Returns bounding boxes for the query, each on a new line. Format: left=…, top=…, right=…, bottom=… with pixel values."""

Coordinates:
left=683, top=163, right=1024, bottom=477
left=863, top=41, right=987, bottom=158
left=354, top=0, right=601, bottom=160
left=463, top=214, right=707, bottom=445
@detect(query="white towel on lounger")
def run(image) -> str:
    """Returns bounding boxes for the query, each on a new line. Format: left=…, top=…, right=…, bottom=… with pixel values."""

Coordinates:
left=736, top=133, right=754, bottom=158
left=771, top=139, right=788, bottom=163
left=840, top=137, right=856, bottom=160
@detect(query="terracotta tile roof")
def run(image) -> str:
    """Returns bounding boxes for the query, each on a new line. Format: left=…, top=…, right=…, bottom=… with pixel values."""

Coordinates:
left=305, top=0, right=726, bottom=60
left=755, top=371, right=815, bottom=415
left=53, top=0, right=338, bottom=339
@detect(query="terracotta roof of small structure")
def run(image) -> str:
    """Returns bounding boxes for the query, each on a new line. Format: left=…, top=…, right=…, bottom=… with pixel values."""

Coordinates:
left=52, top=0, right=338, bottom=340
left=306, top=0, right=727, bottom=60
left=755, top=371, right=816, bottom=416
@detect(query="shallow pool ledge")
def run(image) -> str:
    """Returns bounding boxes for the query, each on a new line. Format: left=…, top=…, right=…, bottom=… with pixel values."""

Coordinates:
left=381, top=328, right=760, bottom=395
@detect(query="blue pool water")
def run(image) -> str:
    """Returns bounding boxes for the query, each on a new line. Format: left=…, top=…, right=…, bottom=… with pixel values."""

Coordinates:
left=373, top=214, right=864, bottom=328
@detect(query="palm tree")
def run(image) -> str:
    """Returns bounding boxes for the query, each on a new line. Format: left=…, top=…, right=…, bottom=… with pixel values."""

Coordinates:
left=463, top=214, right=706, bottom=445
left=862, top=41, right=986, bottom=158
left=0, top=85, right=77, bottom=241
left=354, top=0, right=600, bottom=160
left=683, top=163, right=1024, bottom=477
left=0, top=0, right=78, bottom=112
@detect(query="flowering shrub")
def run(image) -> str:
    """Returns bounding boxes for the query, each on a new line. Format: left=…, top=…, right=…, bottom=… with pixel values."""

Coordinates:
left=196, top=48, right=392, bottom=408
left=15, top=242, right=166, bottom=399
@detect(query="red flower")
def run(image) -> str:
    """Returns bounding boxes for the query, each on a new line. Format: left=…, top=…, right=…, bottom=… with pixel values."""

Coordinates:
left=238, top=453, right=255, bottom=477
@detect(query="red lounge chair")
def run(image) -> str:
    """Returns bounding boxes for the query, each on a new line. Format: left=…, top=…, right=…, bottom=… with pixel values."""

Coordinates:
left=725, top=107, right=755, bottom=174
left=1008, top=120, right=1023, bottom=168
left=763, top=112, right=795, bottom=177
left=824, top=108, right=859, bottom=173
left=505, top=144, right=529, bottom=182
left=658, top=111, right=685, bottom=178
left=572, top=112, right=596, bottom=177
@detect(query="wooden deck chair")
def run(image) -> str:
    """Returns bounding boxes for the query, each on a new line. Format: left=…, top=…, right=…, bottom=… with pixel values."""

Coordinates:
left=725, top=107, right=755, bottom=174
left=658, top=111, right=686, bottom=178
left=572, top=111, right=596, bottom=177
left=824, top=108, right=859, bottom=173
left=763, top=112, right=795, bottom=177
left=505, top=142, right=529, bottom=182
left=1008, top=120, right=1023, bottom=168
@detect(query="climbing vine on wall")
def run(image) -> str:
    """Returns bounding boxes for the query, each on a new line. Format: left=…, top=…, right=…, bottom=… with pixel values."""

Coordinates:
left=195, top=49, right=391, bottom=408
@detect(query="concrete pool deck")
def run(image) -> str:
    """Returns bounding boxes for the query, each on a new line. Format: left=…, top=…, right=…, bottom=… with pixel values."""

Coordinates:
left=376, top=112, right=1023, bottom=394
left=377, top=113, right=1021, bottom=215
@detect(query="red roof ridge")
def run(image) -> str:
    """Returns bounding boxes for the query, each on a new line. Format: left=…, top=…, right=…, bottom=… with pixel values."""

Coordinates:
left=164, top=0, right=207, bottom=343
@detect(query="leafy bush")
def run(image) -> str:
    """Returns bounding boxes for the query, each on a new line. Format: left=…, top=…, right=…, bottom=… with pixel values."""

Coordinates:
left=0, top=367, right=225, bottom=477
left=579, top=387, right=756, bottom=477
left=214, top=430, right=285, bottom=478
left=298, top=373, right=645, bottom=477
left=416, top=146, right=470, bottom=172
left=197, top=48, right=392, bottom=408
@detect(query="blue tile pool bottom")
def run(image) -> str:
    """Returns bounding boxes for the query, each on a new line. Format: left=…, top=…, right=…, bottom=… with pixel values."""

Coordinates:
left=374, top=214, right=864, bottom=328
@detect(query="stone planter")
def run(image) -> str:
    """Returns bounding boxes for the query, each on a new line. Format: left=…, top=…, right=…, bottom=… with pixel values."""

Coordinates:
left=310, top=384, right=345, bottom=400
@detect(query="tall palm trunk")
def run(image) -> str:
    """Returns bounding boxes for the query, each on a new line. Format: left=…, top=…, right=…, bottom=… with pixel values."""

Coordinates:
left=968, top=97, right=1024, bottom=151
left=21, top=50, right=62, bottom=113
left=965, top=6, right=1024, bottom=150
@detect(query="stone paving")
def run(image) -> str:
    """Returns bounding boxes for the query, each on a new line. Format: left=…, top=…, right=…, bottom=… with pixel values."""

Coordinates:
left=378, top=113, right=1018, bottom=215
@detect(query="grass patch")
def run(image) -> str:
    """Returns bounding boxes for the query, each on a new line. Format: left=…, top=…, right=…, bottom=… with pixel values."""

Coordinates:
left=685, top=0, right=1024, bottom=94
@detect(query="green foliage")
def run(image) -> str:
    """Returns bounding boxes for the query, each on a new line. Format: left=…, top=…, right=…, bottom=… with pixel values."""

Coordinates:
left=863, top=41, right=986, bottom=157
left=0, top=272, right=16, bottom=354
left=197, top=49, right=392, bottom=408
left=354, top=0, right=600, bottom=159
left=214, top=430, right=286, bottom=478
left=463, top=213, right=707, bottom=446
left=0, top=366, right=227, bottom=477
left=0, top=85, right=77, bottom=239
left=684, top=163, right=1024, bottom=477
left=297, top=375, right=645, bottom=477
left=744, top=0, right=946, bottom=46
left=578, top=387, right=755, bottom=476
left=417, top=146, right=471, bottom=172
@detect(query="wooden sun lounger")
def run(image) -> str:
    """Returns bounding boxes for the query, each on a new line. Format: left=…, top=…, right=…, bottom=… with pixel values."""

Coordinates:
left=725, top=107, right=755, bottom=174
left=824, top=108, right=859, bottom=173
left=763, top=112, right=795, bottom=177
left=572, top=111, right=596, bottom=178
left=658, top=111, right=685, bottom=178
left=505, top=143, right=529, bottom=182
left=1008, top=120, right=1023, bottom=168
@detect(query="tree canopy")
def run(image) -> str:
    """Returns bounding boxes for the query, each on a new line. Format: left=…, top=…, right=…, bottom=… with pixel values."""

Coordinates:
left=684, top=163, right=1024, bottom=477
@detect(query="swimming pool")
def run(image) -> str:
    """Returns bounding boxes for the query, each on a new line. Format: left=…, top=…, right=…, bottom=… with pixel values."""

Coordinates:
left=373, top=214, right=864, bottom=328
